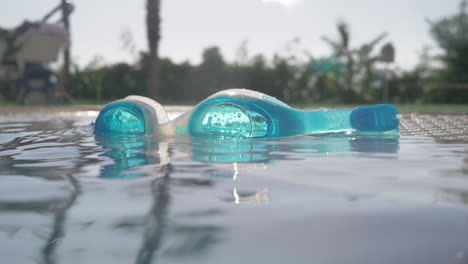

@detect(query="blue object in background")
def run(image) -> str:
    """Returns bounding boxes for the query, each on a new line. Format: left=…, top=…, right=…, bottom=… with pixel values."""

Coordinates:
left=94, top=89, right=400, bottom=139
left=16, top=63, right=56, bottom=103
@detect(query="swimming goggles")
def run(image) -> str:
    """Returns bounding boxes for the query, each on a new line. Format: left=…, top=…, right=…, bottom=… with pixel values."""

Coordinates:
left=94, top=89, right=400, bottom=138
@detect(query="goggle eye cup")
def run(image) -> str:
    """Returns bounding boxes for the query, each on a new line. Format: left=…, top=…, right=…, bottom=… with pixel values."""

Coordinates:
left=95, top=102, right=146, bottom=138
left=189, top=98, right=271, bottom=138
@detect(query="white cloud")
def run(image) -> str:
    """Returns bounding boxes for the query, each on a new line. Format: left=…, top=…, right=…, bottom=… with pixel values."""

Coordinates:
left=261, top=0, right=302, bottom=8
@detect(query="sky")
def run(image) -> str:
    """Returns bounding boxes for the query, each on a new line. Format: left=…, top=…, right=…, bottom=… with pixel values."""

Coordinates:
left=1, top=0, right=461, bottom=69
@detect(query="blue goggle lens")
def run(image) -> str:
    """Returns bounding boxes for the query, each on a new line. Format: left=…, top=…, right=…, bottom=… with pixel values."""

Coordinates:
left=95, top=102, right=146, bottom=138
left=190, top=99, right=269, bottom=138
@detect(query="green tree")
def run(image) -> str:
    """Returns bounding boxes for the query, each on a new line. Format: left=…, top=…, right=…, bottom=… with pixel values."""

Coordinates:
left=188, top=47, right=226, bottom=100
left=101, top=63, right=145, bottom=99
left=427, top=0, right=468, bottom=103
left=322, top=21, right=387, bottom=103
left=159, top=58, right=191, bottom=101
left=429, top=0, right=468, bottom=82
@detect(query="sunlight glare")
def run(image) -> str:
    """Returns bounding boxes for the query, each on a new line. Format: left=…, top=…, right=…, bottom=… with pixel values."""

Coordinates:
left=261, top=0, right=302, bottom=7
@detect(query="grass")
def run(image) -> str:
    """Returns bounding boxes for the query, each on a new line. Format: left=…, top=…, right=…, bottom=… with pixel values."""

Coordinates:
left=0, top=101, right=17, bottom=107
left=68, top=98, right=112, bottom=106
left=1, top=98, right=466, bottom=114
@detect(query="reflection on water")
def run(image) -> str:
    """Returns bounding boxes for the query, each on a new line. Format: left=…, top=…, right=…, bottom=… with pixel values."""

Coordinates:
left=96, top=133, right=400, bottom=180
left=136, top=169, right=170, bottom=264
left=97, top=138, right=152, bottom=179
left=96, top=137, right=170, bottom=179
left=220, top=188, right=270, bottom=205
left=0, top=111, right=467, bottom=264
left=165, top=134, right=399, bottom=165
left=41, top=174, right=81, bottom=264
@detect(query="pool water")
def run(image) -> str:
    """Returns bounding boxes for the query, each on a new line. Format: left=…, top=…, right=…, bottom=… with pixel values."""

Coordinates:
left=0, top=106, right=467, bottom=264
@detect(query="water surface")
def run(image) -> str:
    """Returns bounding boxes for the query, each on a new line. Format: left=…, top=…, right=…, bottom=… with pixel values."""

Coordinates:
left=0, top=107, right=467, bottom=264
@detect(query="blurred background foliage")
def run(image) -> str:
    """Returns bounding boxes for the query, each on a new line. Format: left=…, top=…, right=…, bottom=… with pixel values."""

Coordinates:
left=66, top=1, right=468, bottom=105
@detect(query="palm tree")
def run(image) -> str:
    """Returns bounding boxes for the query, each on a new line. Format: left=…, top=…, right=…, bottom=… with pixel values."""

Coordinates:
left=146, top=0, right=161, bottom=99
left=322, top=21, right=387, bottom=103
